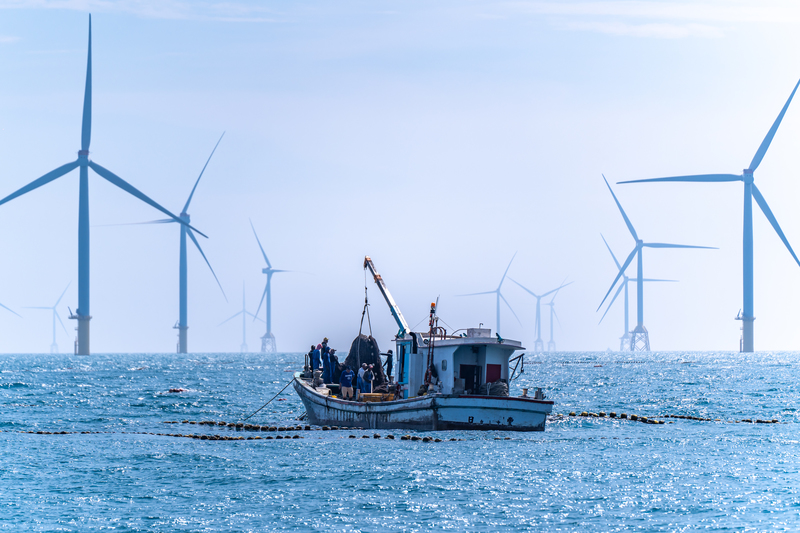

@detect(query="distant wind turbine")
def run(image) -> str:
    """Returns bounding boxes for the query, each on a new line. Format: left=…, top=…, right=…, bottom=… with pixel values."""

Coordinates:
left=618, top=78, right=800, bottom=352
left=250, top=220, right=292, bottom=353
left=509, top=278, right=572, bottom=352
left=24, top=284, right=70, bottom=353
left=545, top=284, right=568, bottom=352
left=598, top=234, right=676, bottom=351
left=219, top=283, right=264, bottom=353
left=0, top=16, right=203, bottom=355
left=130, top=134, right=227, bottom=354
left=598, top=176, right=714, bottom=351
left=459, top=253, right=520, bottom=336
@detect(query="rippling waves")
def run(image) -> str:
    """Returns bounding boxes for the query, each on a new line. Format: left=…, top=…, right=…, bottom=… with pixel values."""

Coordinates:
left=1, top=352, right=798, bottom=531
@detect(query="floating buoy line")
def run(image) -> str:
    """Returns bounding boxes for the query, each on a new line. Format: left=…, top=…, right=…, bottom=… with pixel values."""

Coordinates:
left=555, top=412, right=781, bottom=424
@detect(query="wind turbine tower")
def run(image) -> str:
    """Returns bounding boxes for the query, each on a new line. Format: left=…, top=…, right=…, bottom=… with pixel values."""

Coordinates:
left=250, top=221, right=292, bottom=353
left=459, top=253, right=520, bottom=336
left=619, top=79, right=800, bottom=352
left=24, top=285, right=70, bottom=353
left=599, top=235, right=676, bottom=351
left=545, top=282, right=569, bottom=352
left=599, top=176, right=713, bottom=351
left=219, top=283, right=264, bottom=353
left=130, top=134, right=227, bottom=353
left=509, top=279, right=571, bottom=352
left=0, top=16, right=202, bottom=355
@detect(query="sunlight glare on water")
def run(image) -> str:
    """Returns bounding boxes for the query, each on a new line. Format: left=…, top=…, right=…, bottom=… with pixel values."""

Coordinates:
left=1, top=351, right=798, bottom=531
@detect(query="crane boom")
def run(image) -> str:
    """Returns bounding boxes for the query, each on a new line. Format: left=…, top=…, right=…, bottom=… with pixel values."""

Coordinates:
left=363, top=256, right=411, bottom=337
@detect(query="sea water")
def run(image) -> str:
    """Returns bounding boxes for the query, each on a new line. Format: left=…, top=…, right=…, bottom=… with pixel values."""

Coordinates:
left=1, top=351, right=798, bottom=531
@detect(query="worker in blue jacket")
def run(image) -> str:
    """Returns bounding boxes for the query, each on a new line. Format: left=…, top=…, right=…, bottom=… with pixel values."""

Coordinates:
left=321, top=346, right=332, bottom=383
left=312, top=344, right=322, bottom=371
left=339, top=365, right=355, bottom=400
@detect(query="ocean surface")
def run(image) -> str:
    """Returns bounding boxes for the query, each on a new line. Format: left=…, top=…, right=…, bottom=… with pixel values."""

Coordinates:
left=1, top=351, right=798, bottom=532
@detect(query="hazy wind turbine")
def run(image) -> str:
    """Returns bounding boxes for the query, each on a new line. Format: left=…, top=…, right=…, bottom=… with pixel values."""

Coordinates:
left=132, top=134, right=227, bottom=354
left=509, top=278, right=572, bottom=352
left=250, top=220, right=292, bottom=353
left=0, top=16, right=204, bottom=355
left=219, top=283, right=264, bottom=353
left=459, top=253, right=520, bottom=335
left=598, top=176, right=713, bottom=351
left=24, top=284, right=70, bottom=353
left=598, top=234, right=676, bottom=351
left=545, top=284, right=568, bottom=352
left=619, top=79, right=800, bottom=352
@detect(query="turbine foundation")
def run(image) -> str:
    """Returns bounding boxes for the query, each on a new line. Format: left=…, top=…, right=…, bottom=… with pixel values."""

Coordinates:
left=77, top=316, right=90, bottom=355
left=177, top=326, right=188, bottom=354
left=547, top=340, right=556, bottom=352
left=740, top=317, right=754, bottom=352
left=533, top=339, right=544, bottom=353
left=630, top=325, right=649, bottom=352
left=261, top=333, right=276, bottom=353
left=619, top=332, right=632, bottom=352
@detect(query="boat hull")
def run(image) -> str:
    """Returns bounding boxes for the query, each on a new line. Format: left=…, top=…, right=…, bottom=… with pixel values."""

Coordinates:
left=293, top=374, right=554, bottom=431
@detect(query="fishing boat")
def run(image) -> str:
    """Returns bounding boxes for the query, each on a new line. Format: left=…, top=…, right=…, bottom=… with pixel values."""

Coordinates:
left=292, top=257, right=554, bottom=431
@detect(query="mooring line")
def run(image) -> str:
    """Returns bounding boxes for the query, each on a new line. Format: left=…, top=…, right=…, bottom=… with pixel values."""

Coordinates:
left=240, top=377, right=295, bottom=422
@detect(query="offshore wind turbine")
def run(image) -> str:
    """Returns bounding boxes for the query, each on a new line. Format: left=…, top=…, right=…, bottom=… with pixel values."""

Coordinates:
left=250, top=220, right=292, bottom=353
left=598, top=176, right=713, bottom=351
left=545, top=286, right=566, bottom=352
left=459, top=253, right=521, bottom=336
left=619, top=79, right=800, bottom=352
left=509, top=278, right=572, bottom=352
left=24, top=284, right=70, bottom=353
left=132, top=134, right=227, bottom=354
left=0, top=16, right=203, bottom=355
left=598, top=234, right=677, bottom=351
left=219, top=283, right=264, bottom=353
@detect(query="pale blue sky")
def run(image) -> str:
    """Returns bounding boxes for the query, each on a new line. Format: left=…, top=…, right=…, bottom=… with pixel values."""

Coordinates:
left=0, top=1, right=799, bottom=353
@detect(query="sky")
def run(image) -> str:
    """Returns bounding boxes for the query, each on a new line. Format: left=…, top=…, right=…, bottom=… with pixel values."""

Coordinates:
left=0, top=0, right=800, bottom=354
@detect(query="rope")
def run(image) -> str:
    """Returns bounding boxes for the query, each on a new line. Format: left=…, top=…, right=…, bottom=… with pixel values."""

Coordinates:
left=240, top=377, right=295, bottom=421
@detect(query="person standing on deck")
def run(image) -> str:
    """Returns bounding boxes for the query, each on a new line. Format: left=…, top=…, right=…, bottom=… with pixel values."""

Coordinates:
left=364, top=364, right=375, bottom=394
left=312, top=344, right=322, bottom=371
left=383, top=349, right=393, bottom=381
left=357, top=363, right=367, bottom=399
left=340, top=365, right=355, bottom=400
left=321, top=346, right=332, bottom=383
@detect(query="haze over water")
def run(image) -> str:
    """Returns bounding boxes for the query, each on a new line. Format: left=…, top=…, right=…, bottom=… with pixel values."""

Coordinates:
left=1, top=351, right=797, bottom=531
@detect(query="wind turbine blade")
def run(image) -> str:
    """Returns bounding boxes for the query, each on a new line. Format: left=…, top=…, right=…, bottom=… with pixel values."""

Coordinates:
left=643, top=243, right=716, bottom=249
left=552, top=307, right=562, bottom=328
left=218, top=311, right=243, bottom=327
left=541, top=281, right=574, bottom=299
left=618, top=174, right=741, bottom=184
left=183, top=132, right=224, bottom=213
left=268, top=269, right=292, bottom=274
left=246, top=311, right=266, bottom=324
left=457, top=291, right=496, bottom=297
left=508, top=278, right=537, bottom=298
left=641, top=278, right=678, bottom=283
left=187, top=228, right=227, bottom=302
left=81, top=15, right=91, bottom=152
left=752, top=184, right=800, bottom=268
left=750, top=78, right=800, bottom=172
left=23, top=306, right=52, bottom=310
left=96, top=219, right=175, bottom=227
left=0, top=302, right=21, bottom=318
left=602, top=174, right=638, bottom=241
left=499, top=292, right=522, bottom=326
left=249, top=219, right=272, bottom=268
left=497, top=252, right=517, bottom=290
left=253, top=283, right=268, bottom=321
left=0, top=160, right=80, bottom=208
left=598, top=248, right=637, bottom=311
left=601, top=234, right=622, bottom=270
left=598, top=282, right=625, bottom=325
left=55, top=311, right=69, bottom=335
left=88, top=161, right=208, bottom=238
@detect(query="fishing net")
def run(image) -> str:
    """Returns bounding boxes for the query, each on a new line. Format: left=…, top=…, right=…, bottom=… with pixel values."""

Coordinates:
left=343, top=334, right=387, bottom=388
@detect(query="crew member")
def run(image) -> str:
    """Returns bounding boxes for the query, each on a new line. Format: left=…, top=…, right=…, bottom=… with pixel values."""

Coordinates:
left=383, top=349, right=394, bottom=381
left=357, top=363, right=367, bottom=399
left=312, top=344, right=322, bottom=371
left=322, top=346, right=332, bottom=383
left=363, top=364, right=375, bottom=394
left=339, top=365, right=355, bottom=400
